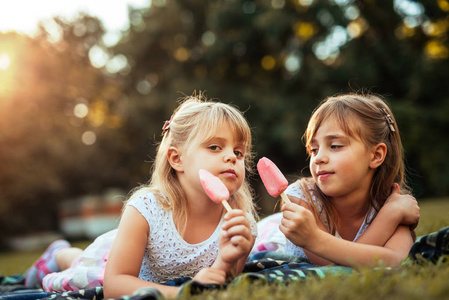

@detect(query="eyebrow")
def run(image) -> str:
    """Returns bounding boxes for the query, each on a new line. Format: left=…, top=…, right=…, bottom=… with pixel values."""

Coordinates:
left=311, top=134, right=349, bottom=143
left=204, top=137, right=246, bottom=147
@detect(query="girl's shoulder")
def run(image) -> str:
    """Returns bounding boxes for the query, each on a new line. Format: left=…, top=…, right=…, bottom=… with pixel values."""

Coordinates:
left=126, top=188, right=167, bottom=219
left=285, top=178, right=317, bottom=203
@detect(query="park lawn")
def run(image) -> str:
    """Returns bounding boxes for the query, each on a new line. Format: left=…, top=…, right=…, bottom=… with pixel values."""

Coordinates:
left=1, top=198, right=448, bottom=299
left=184, top=198, right=449, bottom=300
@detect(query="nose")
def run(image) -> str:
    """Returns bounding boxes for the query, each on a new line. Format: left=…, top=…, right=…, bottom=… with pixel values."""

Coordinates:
left=224, top=150, right=237, bottom=164
left=313, top=149, right=328, bottom=165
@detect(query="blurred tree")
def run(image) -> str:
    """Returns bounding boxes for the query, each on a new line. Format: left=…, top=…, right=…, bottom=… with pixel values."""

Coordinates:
left=0, top=15, right=131, bottom=243
left=109, top=0, right=448, bottom=205
left=1, top=0, right=449, bottom=246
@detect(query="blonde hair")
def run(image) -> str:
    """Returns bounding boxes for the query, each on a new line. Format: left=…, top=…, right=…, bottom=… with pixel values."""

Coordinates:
left=298, top=93, right=410, bottom=235
left=127, top=93, right=256, bottom=234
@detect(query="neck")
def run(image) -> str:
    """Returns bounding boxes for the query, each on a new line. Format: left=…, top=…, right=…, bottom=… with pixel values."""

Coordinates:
left=330, top=193, right=370, bottom=221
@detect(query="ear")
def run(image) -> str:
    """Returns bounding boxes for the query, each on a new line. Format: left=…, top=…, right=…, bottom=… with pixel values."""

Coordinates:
left=167, top=146, right=183, bottom=172
left=369, top=143, right=387, bottom=169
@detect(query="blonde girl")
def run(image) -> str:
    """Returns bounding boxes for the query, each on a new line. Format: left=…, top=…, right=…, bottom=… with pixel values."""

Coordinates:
left=25, top=95, right=257, bottom=298
left=255, top=93, right=419, bottom=268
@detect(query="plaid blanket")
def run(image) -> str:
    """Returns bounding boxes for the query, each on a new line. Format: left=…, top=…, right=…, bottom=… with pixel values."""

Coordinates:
left=1, top=226, right=448, bottom=300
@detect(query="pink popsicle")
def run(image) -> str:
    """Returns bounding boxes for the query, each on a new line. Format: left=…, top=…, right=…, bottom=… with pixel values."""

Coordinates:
left=199, top=169, right=232, bottom=212
left=257, top=157, right=291, bottom=204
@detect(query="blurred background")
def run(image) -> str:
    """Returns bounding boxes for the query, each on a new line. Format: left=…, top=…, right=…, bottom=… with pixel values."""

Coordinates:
left=0, top=0, right=448, bottom=250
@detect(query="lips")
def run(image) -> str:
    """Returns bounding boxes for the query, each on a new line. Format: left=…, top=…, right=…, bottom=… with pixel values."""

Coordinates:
left=221, top=169, right=237, bottom=178
left=316, top=170, right=334, bottom=180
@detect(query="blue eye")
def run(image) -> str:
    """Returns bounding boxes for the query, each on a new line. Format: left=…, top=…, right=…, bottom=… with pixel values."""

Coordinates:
left=209, top=145, right=220, bottom=151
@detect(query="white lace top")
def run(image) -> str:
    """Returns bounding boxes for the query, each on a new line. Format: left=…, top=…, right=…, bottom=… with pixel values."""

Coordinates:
left=127, top=191, right=256, bottom=283
left=284, top=181, right=375, bottom=259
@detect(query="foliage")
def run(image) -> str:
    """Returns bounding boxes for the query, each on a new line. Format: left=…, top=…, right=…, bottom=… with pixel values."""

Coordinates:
left=0, top=0, right=449, bottom=240
left=111, top=0, right=449, bottom=199
left=0, top=16, right=132, bottom=239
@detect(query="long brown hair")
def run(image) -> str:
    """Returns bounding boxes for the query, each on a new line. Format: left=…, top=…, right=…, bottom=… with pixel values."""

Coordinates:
left=299, top=93, right=410, bottom=234
left=127, top=93, right=256, bottom=235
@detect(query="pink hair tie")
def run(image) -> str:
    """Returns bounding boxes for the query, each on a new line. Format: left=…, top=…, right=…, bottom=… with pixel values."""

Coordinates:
left=161, top=115, right=174, bottom=136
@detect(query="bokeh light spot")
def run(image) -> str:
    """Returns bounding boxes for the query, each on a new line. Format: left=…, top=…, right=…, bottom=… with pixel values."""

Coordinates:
left=89, top=45, right=110, bottom=68
left=294, top=22, right=316, bottom=41
left=202, top=31, right=216, bottom=47
left=347, top=19, right=368, bottom=38
left=88, top=101, right=108, bottom=127
left=272, top=0, right=285, bottom=9
left=106, top=54, right=129, bottom=74
left=174, top=47, right=190, bottom=62
left=136, top=80, right=152, bottom=95
left=285, top=53, right=302, bottom=73
left=74, top=103, right=89, bottom=118
left=438, top=0, right=449, bottom=11
left=425, top=40, right=449, bottom=59
left=344, top=5, right=360, bottom=20
left=82, top=131, right=97, bottom=145
left=261, top=55, right=276, bottom=70
left=299, top=0, right=314, bottom=6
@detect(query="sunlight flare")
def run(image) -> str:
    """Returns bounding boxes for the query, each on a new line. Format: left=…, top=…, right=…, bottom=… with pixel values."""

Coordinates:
left=0, top=53, right=10, bottom=70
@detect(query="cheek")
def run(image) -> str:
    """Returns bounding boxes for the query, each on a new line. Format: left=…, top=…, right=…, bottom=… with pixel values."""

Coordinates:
left=309, top=160, right=315, bottom=172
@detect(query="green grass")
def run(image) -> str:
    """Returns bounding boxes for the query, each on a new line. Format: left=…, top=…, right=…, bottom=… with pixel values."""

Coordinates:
left=1, top=199, right=448, bottom=299
left=0, top=240, right=92, bottom=276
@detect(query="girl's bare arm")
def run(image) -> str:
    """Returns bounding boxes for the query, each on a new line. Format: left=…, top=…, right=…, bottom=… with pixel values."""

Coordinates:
left=281, top=201, right=413, bottom=268
left=103, top=206, right=180, bottom=298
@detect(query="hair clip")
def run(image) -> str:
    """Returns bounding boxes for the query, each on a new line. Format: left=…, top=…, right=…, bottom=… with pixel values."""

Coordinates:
left=381, top=108, right=395, bottom=132
left=162, top=115, right=174, bottom=136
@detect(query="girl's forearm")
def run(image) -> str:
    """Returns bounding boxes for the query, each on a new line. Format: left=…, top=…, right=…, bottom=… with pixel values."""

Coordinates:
left=103, top=274, right=179, bottom=299
left=211, top=255, right=242, bottom=279
left=355, top=202, right=401, bottom=246
left=307, top=227, right=410, bottom=268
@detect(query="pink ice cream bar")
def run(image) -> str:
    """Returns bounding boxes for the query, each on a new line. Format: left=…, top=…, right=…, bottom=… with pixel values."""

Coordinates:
left=257, top=157, right=291, bottom=203
left=199, top=169, right=232, bottom=211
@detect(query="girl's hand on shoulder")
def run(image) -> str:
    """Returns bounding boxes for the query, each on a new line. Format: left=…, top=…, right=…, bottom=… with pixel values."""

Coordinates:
left=385, top=183, right=420, bottom=230
left=217, top=209, right=252, bottom=268
left=280, top=202, right=319, bottom=248
left=192, top=268, right=226, bottom=284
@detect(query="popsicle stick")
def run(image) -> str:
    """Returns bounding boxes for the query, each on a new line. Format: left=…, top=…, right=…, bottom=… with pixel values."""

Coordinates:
left=280, top=191, right=291, bottom=204
left=222, top=200, right=232, bottom=212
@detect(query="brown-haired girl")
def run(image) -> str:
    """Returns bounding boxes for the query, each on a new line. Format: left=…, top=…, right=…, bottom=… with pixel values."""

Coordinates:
left=255, top=93, right=419, bottom=268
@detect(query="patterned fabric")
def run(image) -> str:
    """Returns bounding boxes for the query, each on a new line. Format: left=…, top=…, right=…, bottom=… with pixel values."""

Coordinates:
left=244, top=251, right=353, bottom=282
left=2, top=227, right=448, bottom=300
left=409, top=226, right=449, bottom=263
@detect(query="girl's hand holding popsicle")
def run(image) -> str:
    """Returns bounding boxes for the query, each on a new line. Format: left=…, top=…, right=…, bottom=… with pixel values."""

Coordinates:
left=199, top=169, right=253, bottom=277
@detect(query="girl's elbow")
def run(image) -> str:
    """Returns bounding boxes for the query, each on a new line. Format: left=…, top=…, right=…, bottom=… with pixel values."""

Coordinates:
left=383, top=250, right=409, bottom=267
left=102, top=272, right=117, bottom=299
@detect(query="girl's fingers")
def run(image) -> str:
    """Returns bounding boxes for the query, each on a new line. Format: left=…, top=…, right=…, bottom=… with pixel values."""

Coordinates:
left=222, top=224, right=251, bottom=240
left=221, top=216, right=250, bottom=231
left=223, top=209, right=245, bottom=220
left=391, top=183, right=401, bottom=194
